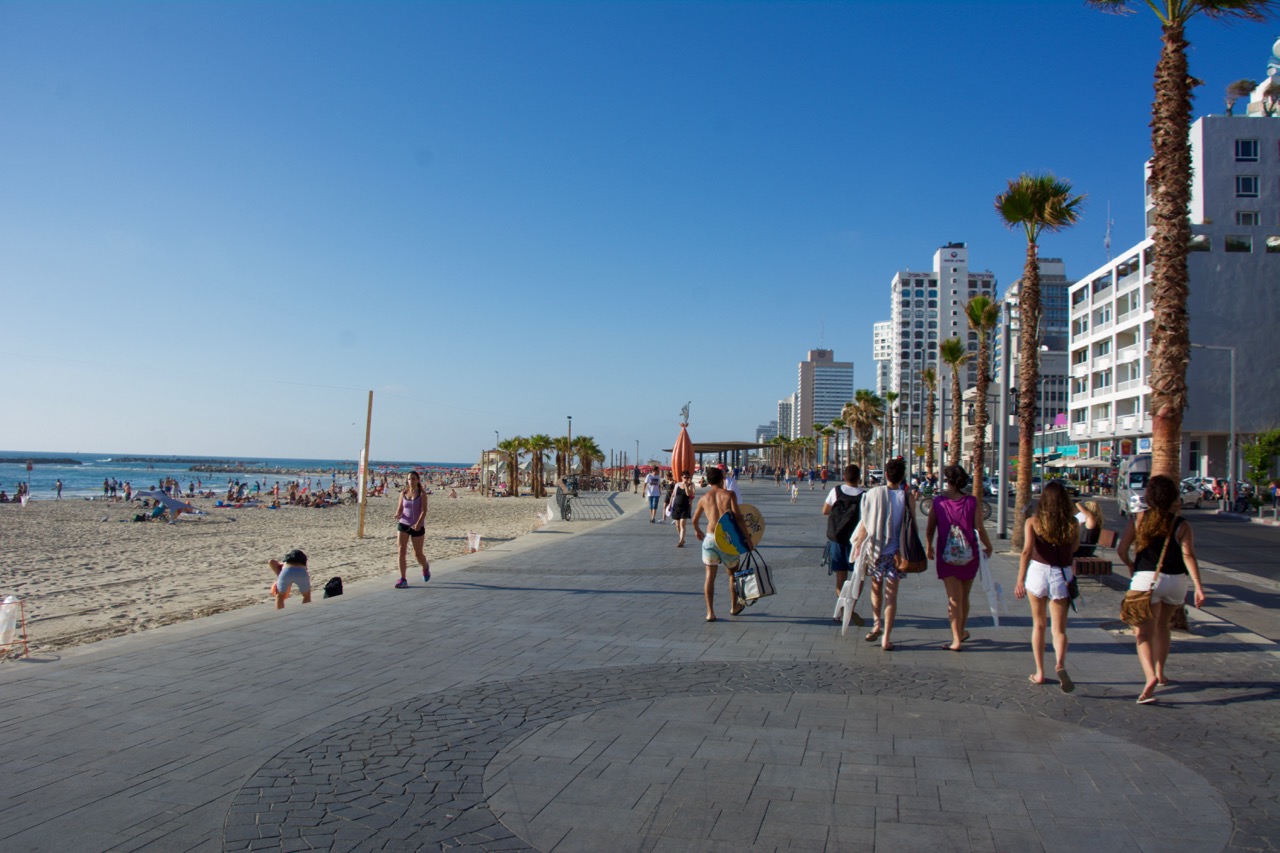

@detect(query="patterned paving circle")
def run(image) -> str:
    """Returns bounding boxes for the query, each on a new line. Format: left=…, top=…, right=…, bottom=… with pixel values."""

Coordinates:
left=223, top=661, right=1266, bottom=852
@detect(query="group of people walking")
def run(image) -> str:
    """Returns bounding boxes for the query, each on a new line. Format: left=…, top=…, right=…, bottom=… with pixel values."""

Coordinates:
left=821, top=459, right=1205, bottom=704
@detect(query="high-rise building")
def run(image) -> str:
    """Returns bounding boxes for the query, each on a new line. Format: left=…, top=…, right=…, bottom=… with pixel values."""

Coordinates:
left=755, top=421, right=779, bottom=444
left=889, top=243, right=998, bottom=468
left=1070, top=48, right=1280, bottom=479
left=797, top=349, right=853, bottom=440
left=873, top=321, right=893, bottom=397
left=777, top=395, right=796, bottom=439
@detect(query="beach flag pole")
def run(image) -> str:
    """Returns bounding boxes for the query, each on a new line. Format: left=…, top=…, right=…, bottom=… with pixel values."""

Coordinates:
left=357, top=390, right=373, bottom=539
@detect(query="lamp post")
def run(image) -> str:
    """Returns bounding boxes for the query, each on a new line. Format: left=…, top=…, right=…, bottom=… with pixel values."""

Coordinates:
left=636, top=439, right=639, bottom=469
left=1191, top=343, right=1236, bottom=503
left=1037, top=344, right=1050, bottom=487
left=566, top=416, right=573, bottom=478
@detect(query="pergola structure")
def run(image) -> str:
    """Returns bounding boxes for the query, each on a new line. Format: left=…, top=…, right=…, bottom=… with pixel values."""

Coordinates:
left=661, top=440, right=772, bottom=470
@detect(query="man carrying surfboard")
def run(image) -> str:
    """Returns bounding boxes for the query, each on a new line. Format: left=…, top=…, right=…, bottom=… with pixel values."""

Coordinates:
left=692, top=466, right=752, bottom=622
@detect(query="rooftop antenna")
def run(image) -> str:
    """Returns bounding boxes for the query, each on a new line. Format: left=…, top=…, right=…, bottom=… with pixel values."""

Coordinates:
left=1104, top=201, right=1114, bottom=260
left=819, top=319, right=825, bottom=349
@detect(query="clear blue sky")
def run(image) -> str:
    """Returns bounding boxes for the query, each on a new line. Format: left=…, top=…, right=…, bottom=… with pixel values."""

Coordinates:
left=2, top=1, right=1276, bottom=464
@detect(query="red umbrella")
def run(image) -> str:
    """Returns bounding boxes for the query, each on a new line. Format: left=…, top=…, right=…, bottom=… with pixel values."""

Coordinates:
left=671, top=422, right=694, bottom=480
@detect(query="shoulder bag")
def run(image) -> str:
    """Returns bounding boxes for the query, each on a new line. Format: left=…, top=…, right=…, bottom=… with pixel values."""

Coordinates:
left=1119, top=517, right=1176, bottom=626
left=894, top=490, right=928, bottom=574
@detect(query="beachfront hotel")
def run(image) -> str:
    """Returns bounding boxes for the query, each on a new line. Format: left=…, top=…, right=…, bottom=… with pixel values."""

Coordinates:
left=872, top=320, right=893, bottom=398
left=1068, top=52, right=1280, bottom=478
left=888, top=243, right=999, bottom=472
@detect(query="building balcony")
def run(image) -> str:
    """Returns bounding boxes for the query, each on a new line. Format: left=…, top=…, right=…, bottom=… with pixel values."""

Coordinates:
left=1094, top=354, right=1112, bottom=370
left=1116, top=345, right=1141, bottom=364
left=1118, top=271, right=1142, bottom=291
left=1115, top=378, right=1142, bottom=393
left=1071, top=362, right=1089, bottom=378
left=1094, top=418, right=1112, bottom=432
left=1072, top=422, right=1089, bottom=436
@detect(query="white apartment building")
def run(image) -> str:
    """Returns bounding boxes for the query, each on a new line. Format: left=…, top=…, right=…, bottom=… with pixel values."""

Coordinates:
left=890, top=243, right=998, bottom=469
left=1069, top=86, right=1280, bottom=475
left=873, top=320, right=893, bottom=397
left=777, top=395, right=796, bottom=439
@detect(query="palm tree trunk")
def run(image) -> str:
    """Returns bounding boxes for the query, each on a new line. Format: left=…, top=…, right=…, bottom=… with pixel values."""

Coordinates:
left=972, top=337, right=991, bottom=489
left=950, top=371, right=963, bottom=469
left=1148, top=20, right=1193, bottom=480
left=925, top=393, right=936, bottom=478
left=1014, top=242, right=1042, bottom=551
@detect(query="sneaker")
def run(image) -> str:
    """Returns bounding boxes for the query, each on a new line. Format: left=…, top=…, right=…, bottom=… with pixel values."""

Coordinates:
left=395, top=578, right=408, bottom=589
left=423, top=566, right=431, bottom=582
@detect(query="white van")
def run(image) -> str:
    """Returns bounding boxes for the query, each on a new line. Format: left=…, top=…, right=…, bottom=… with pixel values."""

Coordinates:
left=1117, top=454, right=1152, bottom=518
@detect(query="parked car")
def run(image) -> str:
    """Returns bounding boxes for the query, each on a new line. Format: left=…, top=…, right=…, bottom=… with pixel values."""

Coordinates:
left=1008, top=476, right=1043, bottom=496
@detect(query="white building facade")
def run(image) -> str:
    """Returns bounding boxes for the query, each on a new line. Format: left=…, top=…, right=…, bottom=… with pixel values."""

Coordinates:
left=890, top=243, right=998, bottom=471
left=873, top=320, right=893, bottom=397
left=1068, top=105, right=1280, bottom=476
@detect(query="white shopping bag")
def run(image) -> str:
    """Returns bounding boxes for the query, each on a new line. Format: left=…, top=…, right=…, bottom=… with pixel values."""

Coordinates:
left=977, top=548, right=1005, bottom=628
left=834, top=543, right=869, bottom=636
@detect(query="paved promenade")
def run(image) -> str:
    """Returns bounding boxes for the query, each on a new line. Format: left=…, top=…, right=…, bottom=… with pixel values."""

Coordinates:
left=2, top=482, right=1279, bottom=852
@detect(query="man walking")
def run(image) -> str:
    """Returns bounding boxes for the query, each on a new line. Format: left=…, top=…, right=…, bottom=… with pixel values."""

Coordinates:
left=692, top=467, right=751, bottom=622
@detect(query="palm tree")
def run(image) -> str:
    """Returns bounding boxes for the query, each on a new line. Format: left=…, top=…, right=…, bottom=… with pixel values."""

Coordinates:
left=882, top=391, right=899, bottom=461
left=1089, top=0, right=1275, bottom=479
left=840, top=400, right=858, bottom=471
left=996, top=172, right=1085, bottom=546
left=573, top=435, right=604, bottom=479
left=938, top=338, right=972, bottom=469
left=821, top=425, right=837, bottom=468
left=497, top=436, right=523, bottom=497
left=1225, top=77, right=1258, bottom=115
left=526, top=433, right=554, bottom=498
left=830, top=417, right=846, bottom=467
left=964, top=295, right=1000, bottom=487
left=846, top=389, right=884, bottom=472
left=553, top=435, right=572, bottom=480
left=921, top=368, right=938, bottom=479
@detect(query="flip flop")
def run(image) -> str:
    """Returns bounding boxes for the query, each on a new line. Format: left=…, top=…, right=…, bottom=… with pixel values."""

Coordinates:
left=1028, top=675, right=1045, bottom=685
left=1056, top=668, right=1075, bottom=693
left=705, top=616, right=717, bottom=623
left=1136, top=693, right=1157, bottom=705
left=881, top=641, right=894, bottom=652
left=961, top=631, right=971, bottom=642
left=864, top=628, right=882, bottom=642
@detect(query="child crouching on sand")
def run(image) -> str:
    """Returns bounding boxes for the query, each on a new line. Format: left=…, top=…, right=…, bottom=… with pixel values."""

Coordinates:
left=269, top=549, right=312, bottom=609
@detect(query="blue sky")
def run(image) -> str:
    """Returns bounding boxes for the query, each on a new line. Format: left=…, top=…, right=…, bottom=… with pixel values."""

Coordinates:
left=2, top=1, right=1277, bottom=464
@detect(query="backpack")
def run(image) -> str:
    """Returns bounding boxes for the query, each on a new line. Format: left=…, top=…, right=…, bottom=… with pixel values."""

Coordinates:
left=826, top=487, right=863, bottom=543
left=323, top=576, right=344, bottom=598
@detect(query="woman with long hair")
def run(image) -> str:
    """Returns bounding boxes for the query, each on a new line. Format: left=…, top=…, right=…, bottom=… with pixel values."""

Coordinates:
left=1015, top=480, right=1080, bottom=691
left=668, top=471, right=695, bottom=546
left=851, top=458, right=912, bottom=651
left=926, top=465, right=992, bottom=651
left=1073, top=500, right=1103, bottom=557
left=394, top=471, right=429, bottom=589
left=1117, top=474, right=1206, bottom=704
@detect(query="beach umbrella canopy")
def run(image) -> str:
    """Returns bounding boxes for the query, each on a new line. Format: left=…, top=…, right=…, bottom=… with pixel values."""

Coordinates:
left=671, top=423, right=694, bottom=480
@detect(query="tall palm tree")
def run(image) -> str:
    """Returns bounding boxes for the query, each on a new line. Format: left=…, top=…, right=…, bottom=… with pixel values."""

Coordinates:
left=964, top=294, right=1000, bottom=487
left=996, top=172, right=1084, bottom=547
left=553, top=435, right=572, bottom=480
left=840, top=400, right=858, bottom=471
left=830, top=417, right=846, bottom=467
left=526, top=433, right=554, bottom=498
left=821, top=425, right=837, bottom=468
left=882, top=391, right=899, bottom=461
left=1089, top=0, right=1274, bottom=479
left=846, top=389, right=884, bottom=472
left=921, top=368, right=938, bottom=479
left=938, top=338, right=972, bottom=470
left=497, top=436, right=523, bottom=497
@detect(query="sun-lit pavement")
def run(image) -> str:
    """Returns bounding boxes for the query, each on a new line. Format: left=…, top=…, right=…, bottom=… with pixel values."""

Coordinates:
left=1, top=482, right=1278, bottom=852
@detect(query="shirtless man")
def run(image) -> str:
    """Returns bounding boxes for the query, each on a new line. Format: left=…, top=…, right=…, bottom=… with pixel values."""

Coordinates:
left=692, top=467, right=751, bottom=622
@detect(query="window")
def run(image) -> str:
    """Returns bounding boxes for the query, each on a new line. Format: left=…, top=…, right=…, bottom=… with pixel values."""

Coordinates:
left=1237, top=211, right=1260, bottom=226
left=1236, top=139, right=1259, bottom=161
left=1236, top=175, right=1259, bottom=197
left=1226, top=235, right=1253, bottom=253
left=1267, top=236, right=1280, bottom=253
left=1188, top=234, right=1210, bottom=252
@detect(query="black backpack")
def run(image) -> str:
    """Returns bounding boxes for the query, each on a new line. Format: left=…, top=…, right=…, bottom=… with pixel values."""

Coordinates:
left=826, top=488, right=863, bottom=543
left=323, top=576, right=344, bottom=598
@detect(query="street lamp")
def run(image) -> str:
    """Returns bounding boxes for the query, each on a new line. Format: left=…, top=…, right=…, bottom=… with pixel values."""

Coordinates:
left=1191, top=342, right=1236, bottom=503
left=1037, top=344, right=1050, bottom=486
left=494, top=430, right=499, bottom=448
left=566, top=415, right=573, bottom=477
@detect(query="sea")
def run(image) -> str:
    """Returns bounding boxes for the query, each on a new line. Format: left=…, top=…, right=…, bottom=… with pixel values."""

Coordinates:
left=0, top=451, right=472, bottom=501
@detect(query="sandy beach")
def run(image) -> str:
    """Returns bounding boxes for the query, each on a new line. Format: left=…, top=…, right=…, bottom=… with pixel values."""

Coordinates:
left=0, top=491, right=548, bottom=652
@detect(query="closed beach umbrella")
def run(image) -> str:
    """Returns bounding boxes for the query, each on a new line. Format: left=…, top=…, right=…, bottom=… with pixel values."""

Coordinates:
left=671, top=423, right=694, bottom=481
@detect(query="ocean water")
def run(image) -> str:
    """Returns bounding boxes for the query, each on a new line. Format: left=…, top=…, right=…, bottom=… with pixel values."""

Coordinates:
left=0, top=451, right=471, bottom=501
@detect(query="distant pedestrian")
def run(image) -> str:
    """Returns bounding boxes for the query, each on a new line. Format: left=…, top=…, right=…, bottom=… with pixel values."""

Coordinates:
left=55, top=479, right=62, bottom=500
left=723, top=466, right=741, bottom=503
left=632, top=466, right=641, bottom=494
left=926, top=465, right=992, bottom=651
left=394, top=471, right=430, bottom=588
left=1117, top=475, right=1206, bottom=704
left=668, top=472, right=694, bottom=547
left=1015, top=481, right=1080, bottom=692
left=269, top=549, right=312, bottom=609
left=644, top=467, right=662, bottom=523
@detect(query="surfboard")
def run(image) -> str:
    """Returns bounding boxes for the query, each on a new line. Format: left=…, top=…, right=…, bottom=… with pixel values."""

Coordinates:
left=712, top=504, right=765, bottom=555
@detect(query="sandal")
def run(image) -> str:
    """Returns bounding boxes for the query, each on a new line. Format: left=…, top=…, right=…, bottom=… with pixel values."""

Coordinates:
left=864, top=628, right=882, bottom=642
left=1056, top=668, right=1075, bottom=694
left=730, top=604, right=745, bottom=616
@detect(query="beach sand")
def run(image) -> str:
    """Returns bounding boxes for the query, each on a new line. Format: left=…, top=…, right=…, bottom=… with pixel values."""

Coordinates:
left=0, top=491, right=549, bottom=652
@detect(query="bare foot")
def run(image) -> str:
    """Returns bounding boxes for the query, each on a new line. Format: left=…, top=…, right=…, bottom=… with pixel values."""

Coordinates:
left=1028, top=674, right=1046, bottom=685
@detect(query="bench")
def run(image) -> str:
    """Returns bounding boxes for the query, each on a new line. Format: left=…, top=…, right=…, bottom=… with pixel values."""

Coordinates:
left=1072, top=529, right=1118, bottom=576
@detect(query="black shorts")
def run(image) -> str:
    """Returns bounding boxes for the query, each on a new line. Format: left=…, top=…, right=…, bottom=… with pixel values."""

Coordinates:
left=398, top=522, right=425, bottom=538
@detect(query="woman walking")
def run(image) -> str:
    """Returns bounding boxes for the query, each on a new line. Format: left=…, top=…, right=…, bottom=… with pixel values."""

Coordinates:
left=668, top=472, right=695, bottom=546
left=1014, top=481, right=1080, bottom=691
left=1074, top=500, right=1103, bottom=556
left=1117, top=475, right=1206, bottom=704
left=925, top=465, right=992, bottom=651
left=394, top=471, right=430, bottom=588
left=851, top=458, right=912, bottom=651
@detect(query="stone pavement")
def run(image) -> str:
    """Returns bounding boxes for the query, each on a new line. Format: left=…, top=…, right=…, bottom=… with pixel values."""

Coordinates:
left=2, top=482, right=1279, bottom=853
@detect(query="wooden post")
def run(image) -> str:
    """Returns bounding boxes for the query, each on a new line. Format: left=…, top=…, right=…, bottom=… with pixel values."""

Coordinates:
left=357, top=390, right=373, bottom=539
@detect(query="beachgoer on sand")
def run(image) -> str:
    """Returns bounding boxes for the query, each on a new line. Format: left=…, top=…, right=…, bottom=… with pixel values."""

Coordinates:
left=394, top=471, right=430, bottom=588
left=269, top=549, right=312, bottom=609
